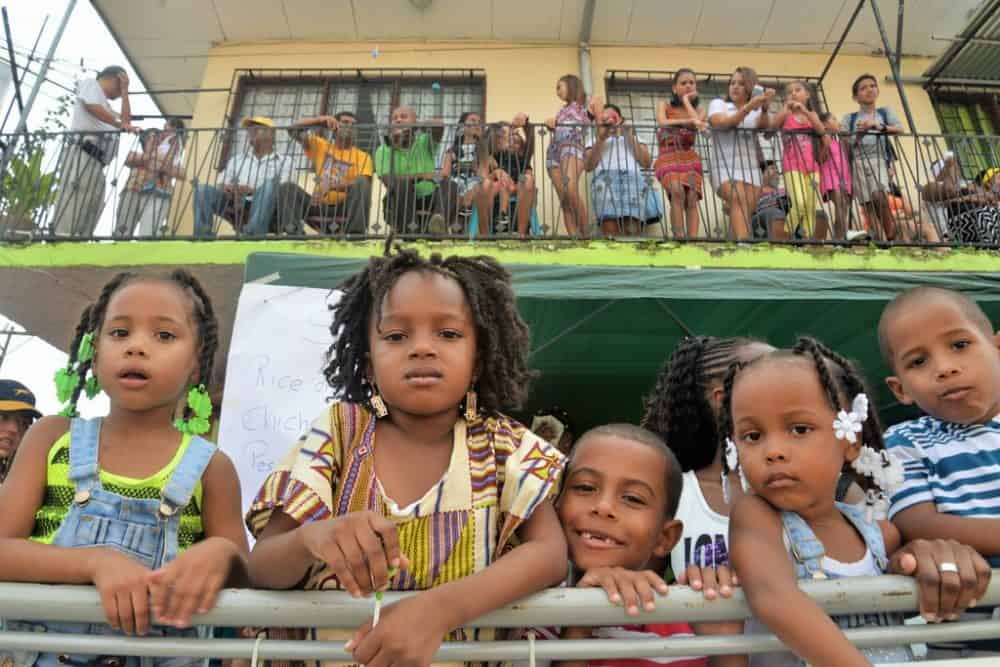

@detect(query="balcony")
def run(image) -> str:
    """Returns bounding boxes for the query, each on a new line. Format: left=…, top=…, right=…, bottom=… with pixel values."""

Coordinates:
left=2, top=122, right=998, bottom=247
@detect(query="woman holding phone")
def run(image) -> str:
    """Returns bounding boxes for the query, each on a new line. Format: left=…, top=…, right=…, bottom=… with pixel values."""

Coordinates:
left=707, top=67, right=775, bottom=239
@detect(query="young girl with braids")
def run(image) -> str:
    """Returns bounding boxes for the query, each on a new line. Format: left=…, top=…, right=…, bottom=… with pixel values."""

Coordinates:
left=0, top=269, right=249, bottom=665
left=723, top=338, right=991, bottom=667
left=642, top=336, right=773, bottom=593
left=246, top=244, right=566, bottom=666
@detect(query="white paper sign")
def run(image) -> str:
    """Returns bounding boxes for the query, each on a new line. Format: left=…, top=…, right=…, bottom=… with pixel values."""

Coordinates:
left=217, top=283, right=340, bottom=530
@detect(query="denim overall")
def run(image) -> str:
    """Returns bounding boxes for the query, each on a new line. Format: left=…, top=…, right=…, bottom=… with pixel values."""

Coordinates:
left=0, top=418, right=215, bottom=667
left=781, top=501, right=913, bottom=665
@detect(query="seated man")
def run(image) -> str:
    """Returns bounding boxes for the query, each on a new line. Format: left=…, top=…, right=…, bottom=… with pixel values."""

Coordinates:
left=281, top=111, right=373, bottom=235
left=194, top=116, right=294, bottom=237
left=374, top=106, right=458, bottom=235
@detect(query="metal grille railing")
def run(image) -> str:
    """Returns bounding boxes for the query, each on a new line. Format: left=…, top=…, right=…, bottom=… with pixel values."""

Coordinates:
left=2, top=124, right=1000, bottom=247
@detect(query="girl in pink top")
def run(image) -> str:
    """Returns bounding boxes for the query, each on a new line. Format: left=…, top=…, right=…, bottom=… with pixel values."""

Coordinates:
left=770, top=80, right=825, bottom=239
left=819, top=112, right=853, bottom=240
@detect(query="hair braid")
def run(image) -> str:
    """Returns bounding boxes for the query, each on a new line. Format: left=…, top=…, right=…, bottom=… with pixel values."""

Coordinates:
left=167, top=269, right=219, bottom=421
left=324, top=245, right=535, bottom=415
left=717, top=360, right=745, bottom=475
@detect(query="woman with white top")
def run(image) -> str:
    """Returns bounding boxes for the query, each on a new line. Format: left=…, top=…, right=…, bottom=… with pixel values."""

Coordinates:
left=707, top=67, right=775, bottom=239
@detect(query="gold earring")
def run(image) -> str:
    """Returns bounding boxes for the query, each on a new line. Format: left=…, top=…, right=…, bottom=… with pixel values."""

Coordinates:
left=370, top=386, right=388, bottom=418
left=464, top=388, right=478, bottom=422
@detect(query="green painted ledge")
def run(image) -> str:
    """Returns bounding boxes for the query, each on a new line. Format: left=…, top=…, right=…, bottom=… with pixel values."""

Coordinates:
left=1, top=240, right=998, bottom=272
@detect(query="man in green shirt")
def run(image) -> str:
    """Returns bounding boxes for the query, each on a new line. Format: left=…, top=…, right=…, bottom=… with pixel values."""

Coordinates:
left=375, top=106, right=458, bottom=234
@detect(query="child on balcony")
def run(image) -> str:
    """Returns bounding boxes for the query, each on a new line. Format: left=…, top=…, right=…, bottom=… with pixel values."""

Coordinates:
left=546, top=74, right=600, bottom=237
left=769, top=81, right=825, bottom=240
left=0, top=269, right=249, bottom=667
left=245, top=244, right=567, bottom=666
left=818, top=112, right=853, bottom=240
left=724, top=338, right=991, bottom=667
left=442, top=111, right=497, bottom=236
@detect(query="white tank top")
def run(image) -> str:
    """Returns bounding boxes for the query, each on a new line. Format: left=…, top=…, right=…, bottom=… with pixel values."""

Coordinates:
left=669, top=470, right=731, bottom=578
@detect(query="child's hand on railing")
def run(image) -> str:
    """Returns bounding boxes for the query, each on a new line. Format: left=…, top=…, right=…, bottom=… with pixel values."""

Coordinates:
left=346, top=594, right=452, bottom=667
left=297, top=510, right=410, bottom=598
left=888, top=538, right=992, bottom=623
left=576, top=566, right=669, bottom=616
left=146, top=536, right=243, bottom=629
left=677, top=562, right=739, bottom=601
left=87, top=547, right=154, bottom=636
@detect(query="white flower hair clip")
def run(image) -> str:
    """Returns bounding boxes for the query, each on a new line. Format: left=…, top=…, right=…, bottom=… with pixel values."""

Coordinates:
left=833, top=393, right=869, bottom=443
left=725, top=438, right=739, bottom=471
left=721, top=438, right=749, bottom=504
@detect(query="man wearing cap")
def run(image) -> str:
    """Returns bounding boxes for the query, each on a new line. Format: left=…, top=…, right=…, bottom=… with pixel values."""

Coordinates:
left=0, top=380, right=42, bottom=483
left=49, top=65, right=138, bottom=237
left=193, top=116, right=293, bottom=237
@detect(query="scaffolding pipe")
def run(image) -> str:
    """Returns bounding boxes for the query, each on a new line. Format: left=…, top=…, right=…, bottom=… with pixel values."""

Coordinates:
left=819, top=0, right=866, bottom=84
left=579, top=0, right=596, bottom=96
left=869, top=0, right=917, bottom=133
left=2, top=7, right=24, bottom=116
left=895, top=0, right=905, bottom=69
left=0, top=14, right=45, bottom=134
left=0, top=0, right=76, bottom=168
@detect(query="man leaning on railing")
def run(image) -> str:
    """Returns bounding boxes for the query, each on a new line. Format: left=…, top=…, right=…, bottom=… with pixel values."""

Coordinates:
left=281, top=111, right=373, bottom=236
left=48, top=66, right=138, bottom=238
left=194, top=117, right=294, bottom=238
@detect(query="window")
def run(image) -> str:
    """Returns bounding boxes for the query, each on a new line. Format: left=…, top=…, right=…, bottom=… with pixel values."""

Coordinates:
left=604, top=70, right=827, bottom=163
left=221, top=69, right=486, bottom=167
left=931, top=90, right=1000, bottom=180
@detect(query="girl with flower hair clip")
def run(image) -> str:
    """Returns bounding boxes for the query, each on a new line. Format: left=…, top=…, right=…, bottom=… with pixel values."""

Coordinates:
left=720, top=336, right=992, bottom=667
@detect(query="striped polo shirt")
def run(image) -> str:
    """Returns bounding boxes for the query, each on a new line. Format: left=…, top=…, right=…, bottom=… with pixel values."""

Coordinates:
left=886, top=414, right=1000, bottom=565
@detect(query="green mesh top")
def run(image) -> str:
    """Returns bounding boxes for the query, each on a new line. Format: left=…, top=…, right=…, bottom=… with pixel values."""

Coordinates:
left=31, top=431, right=205, bottom=550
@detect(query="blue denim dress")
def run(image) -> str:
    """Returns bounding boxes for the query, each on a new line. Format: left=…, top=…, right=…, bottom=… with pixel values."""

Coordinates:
left=1, top=418, right=215, bottom=667
left=780, top=502, right=913, bottom=665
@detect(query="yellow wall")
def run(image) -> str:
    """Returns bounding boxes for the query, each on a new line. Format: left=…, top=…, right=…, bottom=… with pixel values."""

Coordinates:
left=183, top=40, right=942, bottom=235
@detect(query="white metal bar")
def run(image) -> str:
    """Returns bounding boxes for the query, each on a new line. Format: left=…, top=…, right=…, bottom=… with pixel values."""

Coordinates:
left=2, top=575, right=999, bottom=628
left=1, top=621, right=999, bottom=661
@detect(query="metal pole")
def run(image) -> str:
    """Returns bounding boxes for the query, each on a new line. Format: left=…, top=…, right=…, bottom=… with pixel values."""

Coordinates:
left=895, top=0, right=905, bottom=69
left=0, top=329, right=14, bottom=371
left=578, top=0, right=596, bottom=96
left=870, top=0, right=917, bottom=133
left=819, top=0, right=865, bottom=84
left=0, top=0, right=77, bottom=164
left=2, top=8, right=24, bottom=116
left=0, top=15, right=46, bottom=134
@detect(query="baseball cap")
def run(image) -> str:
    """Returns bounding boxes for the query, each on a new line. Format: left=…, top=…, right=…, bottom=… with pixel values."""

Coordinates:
left=241, top=116, right=276, bottom=129
left=0, top=379, right=42, bottom=419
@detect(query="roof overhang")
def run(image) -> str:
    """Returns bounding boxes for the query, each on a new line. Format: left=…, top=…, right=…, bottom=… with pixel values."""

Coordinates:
left=90, top=0, right=978, bottom=119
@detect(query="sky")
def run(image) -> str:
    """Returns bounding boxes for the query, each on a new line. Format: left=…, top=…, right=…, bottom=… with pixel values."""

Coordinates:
left=1, top=0, right=167, bottom=416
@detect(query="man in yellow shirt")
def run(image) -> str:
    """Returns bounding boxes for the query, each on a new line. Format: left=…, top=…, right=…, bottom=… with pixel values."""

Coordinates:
left=282, top=111, right=374, bottom=234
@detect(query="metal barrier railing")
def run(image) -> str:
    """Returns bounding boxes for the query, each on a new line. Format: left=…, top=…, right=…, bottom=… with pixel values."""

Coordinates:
left=1, top=123, right=999, bottom=247
left=1, top=576, right=999, bottom=661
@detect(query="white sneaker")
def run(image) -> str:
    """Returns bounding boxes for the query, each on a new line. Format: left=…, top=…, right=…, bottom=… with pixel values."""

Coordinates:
left=846, top=230, right=871, bottom=242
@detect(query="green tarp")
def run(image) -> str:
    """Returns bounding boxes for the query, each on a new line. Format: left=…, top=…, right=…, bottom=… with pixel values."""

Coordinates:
left=245, top=253, right=1000, bottom=430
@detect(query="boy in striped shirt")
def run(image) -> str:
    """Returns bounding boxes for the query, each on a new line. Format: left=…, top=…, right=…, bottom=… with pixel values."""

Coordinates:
left=879, top=286, right=1000, bottom=566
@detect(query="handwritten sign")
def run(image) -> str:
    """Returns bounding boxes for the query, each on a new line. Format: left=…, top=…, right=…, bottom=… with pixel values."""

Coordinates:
left=217, top=283, right=340, bottom=532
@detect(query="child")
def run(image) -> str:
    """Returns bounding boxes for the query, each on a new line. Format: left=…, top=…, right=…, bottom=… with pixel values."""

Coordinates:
left=546, top=74, right=599, bottom=237
left=879, top=286, right=1000, bottom=565
left=246, top=245, right=567, bottom=666
left=818, top=112, right=852, bottom=240
left=655, top=68, right=707, bottom=240
left=751, top=161, right=789, bottom=239
left=842, top=74, right=903, bottom=241
left=518, top=423, right=744, bottom=667
left=642, top=336, right=773, bottom=593
left=489, top=114, right=536, bottom=236
left=724, top=337, right=991, bottom=666
left=0, top=270, right=249, bottom=665
left=770, top=80, right=825, bottom=240
left=442, top=111, right=497, bottom=235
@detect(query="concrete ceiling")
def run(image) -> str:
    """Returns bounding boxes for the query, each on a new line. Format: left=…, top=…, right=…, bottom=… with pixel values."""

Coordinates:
left=92, top=0, right=983, bottom=118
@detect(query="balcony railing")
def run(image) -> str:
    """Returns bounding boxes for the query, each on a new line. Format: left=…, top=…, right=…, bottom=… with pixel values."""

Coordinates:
left=1, top=123, right=998, bottom=247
